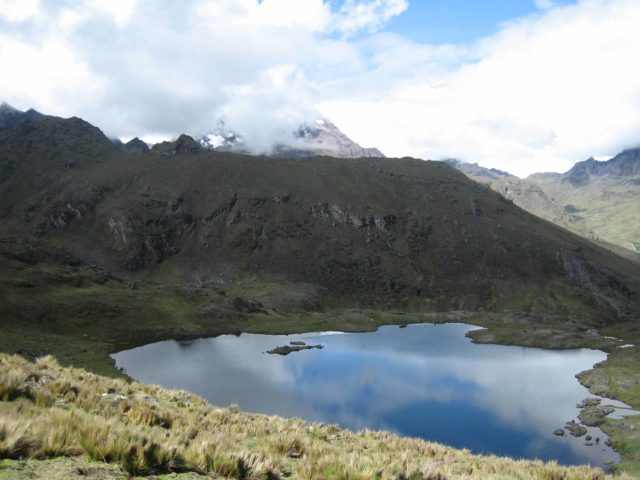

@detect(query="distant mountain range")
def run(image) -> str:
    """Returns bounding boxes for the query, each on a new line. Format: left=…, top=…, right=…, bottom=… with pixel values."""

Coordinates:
left=0, top=102, right=49, bottom=128
left=0, top=103, right=383, bottom=160
left=445, top=150, right=640, bottom=257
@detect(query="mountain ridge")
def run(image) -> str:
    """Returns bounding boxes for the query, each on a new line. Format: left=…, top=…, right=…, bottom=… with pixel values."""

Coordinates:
left=448, top=153, right=640, bottom=255
left=1, top=115, right=639, bottom=322
left=0, top=102, right=50, bottom=129
left=562, top=149, right=640, bottom=187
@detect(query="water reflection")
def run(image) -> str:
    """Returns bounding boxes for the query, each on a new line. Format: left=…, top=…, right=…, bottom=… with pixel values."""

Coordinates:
left=113, top=323, right=620, bottom=468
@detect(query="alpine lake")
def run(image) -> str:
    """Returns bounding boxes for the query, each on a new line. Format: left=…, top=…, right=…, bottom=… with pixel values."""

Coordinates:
left=112, top=323, right=639, bottom=471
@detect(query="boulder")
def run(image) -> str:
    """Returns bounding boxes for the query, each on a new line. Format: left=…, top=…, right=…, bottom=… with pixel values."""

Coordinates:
left=565, top=420, right=587, bottom=437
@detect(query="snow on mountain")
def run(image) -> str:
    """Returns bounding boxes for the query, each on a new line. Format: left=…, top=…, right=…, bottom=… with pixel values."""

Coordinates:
left=198, top=121, right=244, bottom=151
left=197, top=118, right=384, bottom=159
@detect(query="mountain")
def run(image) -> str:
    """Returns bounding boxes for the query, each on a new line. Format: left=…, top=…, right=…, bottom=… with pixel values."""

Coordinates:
left=528, top=149, right=640, bottom=253
left=562, top=150, right=640, bottom=187
left=445, top=159, right=598, bottom=243
left=198, top=119, right=384, bottom=159
left=1, top=116, right=639, bottom=324
left=198, top=120, right=244, bottom=152
left=112, top=137, right=150, bottom=154
left=443, top=159, right=511, bottom=180
left=0, top=102, right=49, bottom=128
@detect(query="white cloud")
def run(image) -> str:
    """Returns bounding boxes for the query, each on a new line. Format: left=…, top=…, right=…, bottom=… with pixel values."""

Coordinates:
left=0, top=0, right=639, bottom=175
left=535, top=0, right=555, bottom=9
left=334, top=0, right=409, bottom=36
left=195, top=0, right=331, bottom=31
left=0, top=0, right=405, bottom=148
left=0, top=0, right=40, bottom=22
left=321, top=0, right=640, bottom=176
left=85, top=0, right=138, bottom=28
left=0, top=36, right=106, bottom=111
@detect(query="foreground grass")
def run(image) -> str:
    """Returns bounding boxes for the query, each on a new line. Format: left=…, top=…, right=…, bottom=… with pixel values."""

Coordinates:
left=0, top=353, right=617, bottom=480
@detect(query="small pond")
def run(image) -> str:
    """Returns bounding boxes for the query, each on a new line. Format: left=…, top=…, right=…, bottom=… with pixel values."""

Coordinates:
left=113, top=323, right=623, bottom=469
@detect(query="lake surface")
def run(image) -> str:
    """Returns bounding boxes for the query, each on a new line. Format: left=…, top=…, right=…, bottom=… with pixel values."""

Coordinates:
left=113, top=323, right=620, bottom=469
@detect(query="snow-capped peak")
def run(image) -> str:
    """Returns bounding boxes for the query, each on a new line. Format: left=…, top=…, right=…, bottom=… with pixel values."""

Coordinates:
left=198, top=118, right=383, bottom=159
left=198, top=121, right=243, bottom=151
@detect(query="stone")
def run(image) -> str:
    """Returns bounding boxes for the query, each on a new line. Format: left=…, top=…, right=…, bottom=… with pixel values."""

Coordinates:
left=578, top=405, right=615, bottom=426
left=553, top=429, right=565, bottom=436
left=565, top=420, right=588, bottom=437
left=577, top=398, right=602, bottom=408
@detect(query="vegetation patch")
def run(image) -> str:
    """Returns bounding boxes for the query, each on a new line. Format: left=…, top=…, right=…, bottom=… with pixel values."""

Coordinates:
left=266, top=344, right=324, bottom=355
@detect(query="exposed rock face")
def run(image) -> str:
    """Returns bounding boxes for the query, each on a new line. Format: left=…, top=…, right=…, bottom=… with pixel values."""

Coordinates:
left=578, top=405, right=615, bottom=426
left=113, top=137, right=149, bottom=154
left=309, top=203, right=397, bottom=232
left=526, top=150, right=640, bottom=254
left=577, top=398, right=603, bottom=408
left=443, top=159, right=511, bottom=180
left=562, top=149, right=640, bottom=187
left=565, top=420, right=588, bottom=437
left=35, top=184, right=108, bottom=234
left=232, top=297, right=266, bottom=314
left=0, top=103, right=48, bottom=128
left=561, top=252, right=633, bottom=317
left=1, top=116, right=640, bottom=318
left=151, top=134, right=202, bottom=156
left=106, top=196, right=196, bottom=270
left=198, top=119, right=384, bottom=159
left=278, top=120, right=384, bottom=158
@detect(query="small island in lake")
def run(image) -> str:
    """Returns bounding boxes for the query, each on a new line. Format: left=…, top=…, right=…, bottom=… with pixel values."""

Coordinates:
left=267, top=341, right=324, bottom=355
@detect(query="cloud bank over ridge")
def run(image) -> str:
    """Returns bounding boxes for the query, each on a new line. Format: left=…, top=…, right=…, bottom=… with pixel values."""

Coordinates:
left=1, top=0, right=639, bottom=175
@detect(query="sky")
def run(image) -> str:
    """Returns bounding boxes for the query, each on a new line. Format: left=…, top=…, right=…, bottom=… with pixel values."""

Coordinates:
left=1, top=0, right=639, bottom=177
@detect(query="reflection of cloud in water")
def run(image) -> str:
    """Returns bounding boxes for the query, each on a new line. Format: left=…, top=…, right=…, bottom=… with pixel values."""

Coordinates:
left=113, top=323, right=618, bottom=467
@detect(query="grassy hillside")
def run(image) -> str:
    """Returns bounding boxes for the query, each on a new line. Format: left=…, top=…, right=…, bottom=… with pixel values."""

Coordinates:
left=527, top=151, right=640, bottom=255
left=0, top=353, right=620, bottom=480
left=448, top=163, right=640, bottom=266
left=532, top=176, right=640, bottom=254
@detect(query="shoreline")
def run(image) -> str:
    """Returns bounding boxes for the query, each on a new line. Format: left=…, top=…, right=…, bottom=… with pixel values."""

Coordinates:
left=3, top=308, right=639, bottom=475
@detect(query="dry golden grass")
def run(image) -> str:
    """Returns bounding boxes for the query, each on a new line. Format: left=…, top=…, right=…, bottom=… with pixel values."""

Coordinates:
left=0, top=353, right=623, bottom=479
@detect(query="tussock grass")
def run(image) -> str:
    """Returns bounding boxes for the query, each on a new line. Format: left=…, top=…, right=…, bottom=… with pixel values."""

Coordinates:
left=0, top=353, right=621, bottom=479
